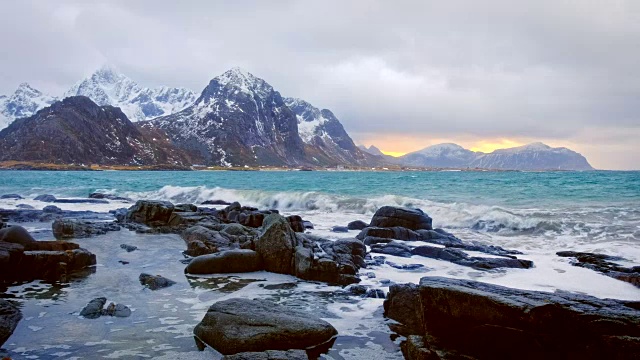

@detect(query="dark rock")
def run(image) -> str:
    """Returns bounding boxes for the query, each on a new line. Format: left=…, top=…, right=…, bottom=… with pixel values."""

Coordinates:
left=194, top=298, right=337, bottom=355
left=256, top=214, right=296, bottom=274
left=222, top=349, right=308, bottom=360
left=139, top=273, right=176, bottom=290
left=52, top=219, right=120, bottom=239
left=286, top=215, right=305, bottom=233
left=401, top=335, right=438, bottom=360
left=365, top=288, right=386, bottom=299
left=370, top=206, right=432, bottom=230
left=126, top=200, right=175, bottom=227
left=0, top=225, right=37, bottom=245
left=357, top=226, right=421, bottom=241
left=0, top=299, right=22, bottom=347
left=120, top=244, right=137, bottom=252
left=363, top=236, right=393, bottom=246
left=102, top=302, right=131, bottom=317
left=1, top=194, right=23, bottom=199
left=175, top=203, right=198, bottom=212
left=34, top=194, right=57, bottom=202
left=118, top=260, right=129, bottom=265
left=347, top=284, right=368, bottom=296
left=386, top=261, right=427, bottom=271
left=181, top=224, right=258, bottom=257
left=302, top=220, right=314, bottom=229
left=370, top=241, right=413, bottom=258
left=54, top=198, right=109, bottom=204
left=347, top=220, right=368, bottom=230
left=201, top=200, right=232, bottom=206
left=364, top=272, right=376, bottom=279
left=185, top=249, right=262, bottom=274
left=293, top=236, right=365, bottom=286
left=89, top=192, right=133, bottom=202
left=411, top=245, right=533, bottom=270
left=385, top=276, right=640, bottom=359
left=80, top=297, right=107, bottom=319
left=331, top=226, right=349, bottom=233
left=16, top=204, right=35, bottom=209
left=557, top=251, right=640, bottom=288
left=42, top=205, right=62, bottom=213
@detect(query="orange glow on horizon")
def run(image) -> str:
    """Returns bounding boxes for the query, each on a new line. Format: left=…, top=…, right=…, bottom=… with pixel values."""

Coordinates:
left=380, top=150, right=406, bottom=157
left=469, top=139, right=524, bottom=153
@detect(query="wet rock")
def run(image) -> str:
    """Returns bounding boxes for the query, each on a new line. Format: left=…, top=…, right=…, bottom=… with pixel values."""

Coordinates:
left=331, top=226, right=349, bottom=233
left=80, top=297, right=107, bottom=319
left=42, top=205, right=62, bottom=213
left=201, top=199, right=232, bottom=205
left=364, top=272, right=376, bottom=279
left=385, top=276, right=640, bottom=359
left=88, top=192, right=132, bottom=202
left=347, top=220, right=368, bottom=230
left=185, top=249, right=262, bottom=274
left=120, top=244, right=137, bottom=252
left=370, top=206, right=433, bottom=230
left=139, top=273, right=176, bottom=290
left=174, top=203, right=198, bottom=212
left=0, top=299, right=22, bottom=347
left=16, top=204, right=34, bottom=209
left=346, top=284, right=368, bottom=296
left=370, top=241, right=413, bottom=258
left=118, top=260, right=129, bottom=265
left=357, top=226, right=421, bottom=241
left=401, top=335, right=438, bottom=360
left=181, top=224, right=257, bottom=257
left=286, top=215, right=305, bottom=233
left=411, top=245, right=533, bottom=270
left=1, top=194, right=23, bottom=200
left=52, top=219, right=120, bottom=239
left=386, top=261, right=427, bottom=271
left=0, top=225, right=37, bottom=245
left=293, top=236, right=365, bottom=285
left=557, top=251, right=640, bottom=288
left=256, top=214, right=296, bottom=274
left=126, top=200, right=175, bottom=227
left=302, top=221, right=314, bottom=230
left=365, top=288, right=386, bottom=299
left=34, top=194, right=57, bottom=202
left=194, top=298, right=337, bottom=355
left=102, top=302, right=132, bottom=317
left=363, top=236, right=393, bottom=246
left=222, top=349, right=309, bottom=360
left=54, top=198, right=109, bottom=204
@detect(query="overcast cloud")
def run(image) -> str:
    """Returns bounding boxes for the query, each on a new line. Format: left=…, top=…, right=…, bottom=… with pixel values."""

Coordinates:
left=1, top=0, right=639, bottom=169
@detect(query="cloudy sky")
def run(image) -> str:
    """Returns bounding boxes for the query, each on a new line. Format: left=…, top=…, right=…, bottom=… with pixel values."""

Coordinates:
left=1, top=0, right=639, bottom=169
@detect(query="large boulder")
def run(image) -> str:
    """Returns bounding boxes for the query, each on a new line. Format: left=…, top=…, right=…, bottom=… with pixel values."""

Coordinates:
left=255, top=214, right=296, bottom=274
left=52, top=219, right=120, bottom=239
left=181, top=224, right=257, bottom=257
left=0, top=299, right=21, bottom=347
left=186, top=250, right=262, bottom=274
left=370, top=206, right=432, bottom=230
left=0, top=225, right=37, bottom=245
left=194, top=298, right=337, bottom=355
left=384, top=276, right=640, bottom=359
left=125, top=200, right=175, bottom=227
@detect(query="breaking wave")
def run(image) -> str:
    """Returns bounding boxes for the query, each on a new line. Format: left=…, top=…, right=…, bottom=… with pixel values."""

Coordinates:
left=95, top=185, right=639, bottom=239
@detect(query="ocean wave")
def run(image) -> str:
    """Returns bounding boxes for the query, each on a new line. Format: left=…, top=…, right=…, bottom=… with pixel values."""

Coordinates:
left=93, top=185, right=639, bottom=239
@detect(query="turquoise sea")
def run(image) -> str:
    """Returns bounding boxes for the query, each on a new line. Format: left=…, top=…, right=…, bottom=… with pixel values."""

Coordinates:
left=1, top=170, right=639, bottom=359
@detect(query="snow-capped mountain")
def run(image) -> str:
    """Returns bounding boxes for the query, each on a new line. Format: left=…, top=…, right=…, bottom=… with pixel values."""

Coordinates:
left=284, top=97, right=371, bottom=165
left=399, top=143, right=478, bottom=168
left=0, top=96, right=189, bottom=166
left=143, top=68, right=376, bottom=167
left=144, top=67, right=306, bottom=166
left=397, top=142, right=593, bottom=170
left=65, top=66, right=196, bottom=122
left=358, top=144, right=386, bottom=157
left=0, top=83, right=58, bottom=130
left=470, top=142, right=593, bottom=170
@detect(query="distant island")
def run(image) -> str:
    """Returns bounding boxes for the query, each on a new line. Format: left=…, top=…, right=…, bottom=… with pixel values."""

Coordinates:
left=0, top=67, right=593, bottom=171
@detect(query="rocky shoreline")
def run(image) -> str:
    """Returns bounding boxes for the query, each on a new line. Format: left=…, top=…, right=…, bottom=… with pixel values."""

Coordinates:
left=0, top=195, right=639, bottom=359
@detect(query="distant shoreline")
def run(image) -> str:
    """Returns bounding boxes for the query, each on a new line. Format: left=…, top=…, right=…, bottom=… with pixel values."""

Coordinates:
left=0, top=161, right=598, bottom=172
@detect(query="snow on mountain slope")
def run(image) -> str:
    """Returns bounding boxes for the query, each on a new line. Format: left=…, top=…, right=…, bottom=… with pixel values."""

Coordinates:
left=471, top=142, right=594, bottom=170
left=399, top=143, right=478, bottom=168
left=358, top=144, right=386, bottom=156
left=0, top=83, right=58, bottom=130
left=64, top=66, right=196, bottom=122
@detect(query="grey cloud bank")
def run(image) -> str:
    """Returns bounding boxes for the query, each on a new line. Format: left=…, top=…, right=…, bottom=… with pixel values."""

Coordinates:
left=1, top=0, right=638, bottom=169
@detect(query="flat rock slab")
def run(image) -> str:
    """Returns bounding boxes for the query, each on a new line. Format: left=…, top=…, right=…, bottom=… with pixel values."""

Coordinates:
left=222, top=350, right=308, bottom=360
left=194, top=298, right=337, bottom=355
left=185, top=249, right=262, bottom=274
